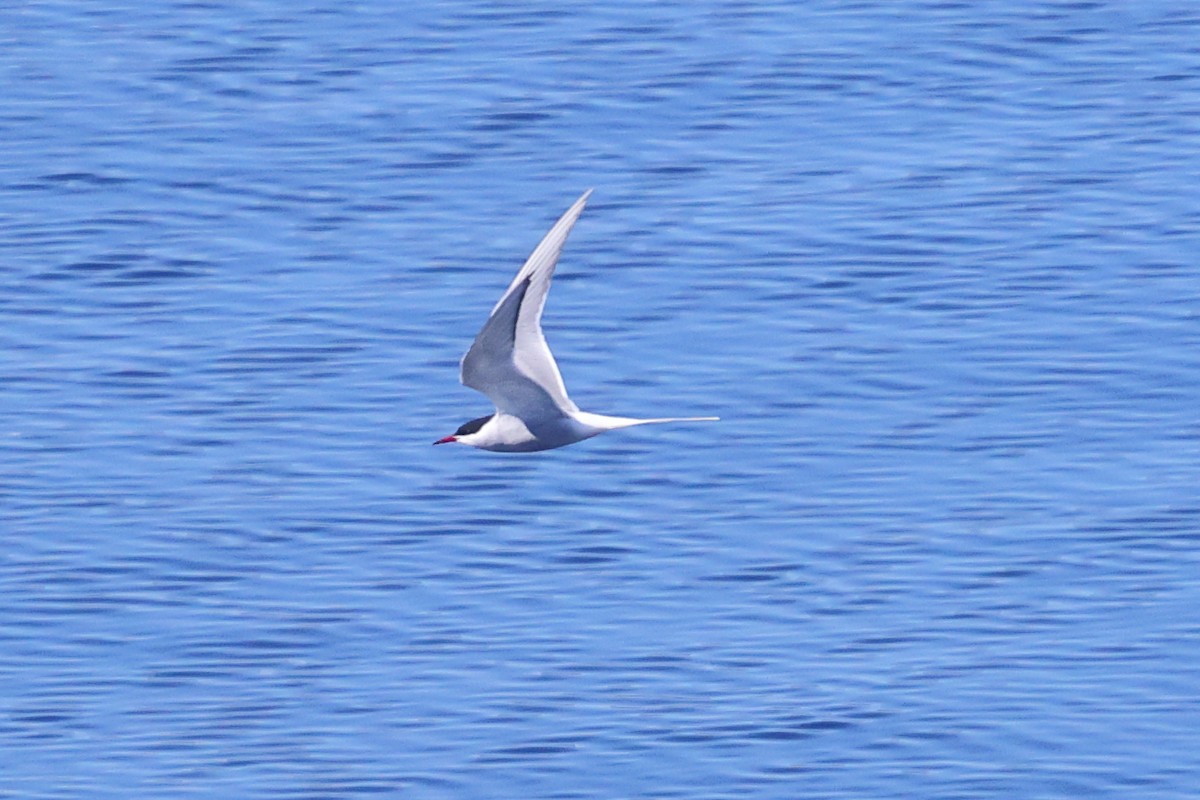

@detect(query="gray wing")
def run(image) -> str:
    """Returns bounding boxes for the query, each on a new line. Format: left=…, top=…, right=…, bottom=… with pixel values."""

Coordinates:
left=460, top=190, right=592, bottom=420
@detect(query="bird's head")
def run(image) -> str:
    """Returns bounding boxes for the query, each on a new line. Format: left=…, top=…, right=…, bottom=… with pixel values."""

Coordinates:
left=433, top=413, right=494, bottom=446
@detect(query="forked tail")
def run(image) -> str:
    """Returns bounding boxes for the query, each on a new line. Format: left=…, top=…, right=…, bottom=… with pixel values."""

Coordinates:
left=574, top=411, right=719, bottom=432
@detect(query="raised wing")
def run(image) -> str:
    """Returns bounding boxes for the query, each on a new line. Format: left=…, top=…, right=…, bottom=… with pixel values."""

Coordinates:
left=460, top=190, right=592, bottom=420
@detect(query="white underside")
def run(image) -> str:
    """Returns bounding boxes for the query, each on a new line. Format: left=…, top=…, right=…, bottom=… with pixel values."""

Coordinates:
left=456, top=410, right=719, bottom=452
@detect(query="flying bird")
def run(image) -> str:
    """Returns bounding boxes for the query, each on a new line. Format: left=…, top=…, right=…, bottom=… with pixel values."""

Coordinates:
left=435, top=190, right=717, bottom=452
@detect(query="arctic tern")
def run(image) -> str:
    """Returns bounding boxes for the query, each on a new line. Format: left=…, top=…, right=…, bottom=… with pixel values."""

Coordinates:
left=435, top=190, right=717, bottom=452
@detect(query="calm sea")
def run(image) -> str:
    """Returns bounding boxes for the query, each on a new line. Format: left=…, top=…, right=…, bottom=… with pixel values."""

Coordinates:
left=3, top=2, right=1199, bottom=798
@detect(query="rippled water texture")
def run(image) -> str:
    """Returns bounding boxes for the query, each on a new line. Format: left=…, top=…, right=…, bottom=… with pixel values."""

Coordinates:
left=3, top=2, right=1199, bottom=798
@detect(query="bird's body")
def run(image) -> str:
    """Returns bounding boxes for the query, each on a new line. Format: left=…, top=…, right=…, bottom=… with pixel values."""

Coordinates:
left=435, top=190, right=717, bottom=452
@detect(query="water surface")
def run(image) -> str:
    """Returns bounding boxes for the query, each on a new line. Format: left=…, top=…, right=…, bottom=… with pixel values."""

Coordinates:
left=2, top=2, right=1199, bottom=798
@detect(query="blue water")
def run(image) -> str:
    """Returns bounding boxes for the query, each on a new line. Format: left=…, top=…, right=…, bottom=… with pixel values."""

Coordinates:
left=3, top=2, right=1199, bottom=798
